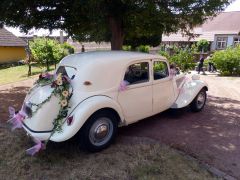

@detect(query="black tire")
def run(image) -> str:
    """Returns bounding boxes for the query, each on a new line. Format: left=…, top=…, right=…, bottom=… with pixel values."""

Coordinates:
left=190, top=89, right=207, bottom=112
left=78, top=110, right=118, bottom=152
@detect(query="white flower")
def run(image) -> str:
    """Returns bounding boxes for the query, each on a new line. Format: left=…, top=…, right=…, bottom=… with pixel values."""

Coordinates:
left=56, top=79, right=63, bottom=86
left=56, top=73, right=62, bottom=81
left=61, top=99, right=68, bottom=107
left=62, top=90, right=69, bottom=97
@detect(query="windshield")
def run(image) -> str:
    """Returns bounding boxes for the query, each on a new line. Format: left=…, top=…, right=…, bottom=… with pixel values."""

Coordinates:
left=56, top=66, right=76, bottom=79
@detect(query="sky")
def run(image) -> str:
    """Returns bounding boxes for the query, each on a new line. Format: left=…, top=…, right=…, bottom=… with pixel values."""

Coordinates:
left=5, top=0, right=240, bottom=37
left=225, top=0, right=240, bottom=11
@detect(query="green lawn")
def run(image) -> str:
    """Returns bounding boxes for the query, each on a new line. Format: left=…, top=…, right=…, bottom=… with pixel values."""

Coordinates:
left=0, top=65, right=55, bottom=85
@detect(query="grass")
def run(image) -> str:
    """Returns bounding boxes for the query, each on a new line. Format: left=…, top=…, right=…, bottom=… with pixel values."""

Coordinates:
left=0, top=126, right=216, bottom=180
left=0, top=65, right=55, bottom=85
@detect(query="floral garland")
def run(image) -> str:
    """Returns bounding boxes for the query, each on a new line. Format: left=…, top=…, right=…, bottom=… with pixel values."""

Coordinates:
left=8, top=72, right=72, bottom=156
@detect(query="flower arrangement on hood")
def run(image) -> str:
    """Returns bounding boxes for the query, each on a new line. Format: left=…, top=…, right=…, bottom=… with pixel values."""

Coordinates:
left=8, top=72, right=72, bottom=156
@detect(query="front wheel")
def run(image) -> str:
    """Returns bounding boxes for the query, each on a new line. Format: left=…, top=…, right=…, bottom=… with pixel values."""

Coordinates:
left=190, top=89, right=207, bottom=112
left=78, top=110, right=118, bottom=152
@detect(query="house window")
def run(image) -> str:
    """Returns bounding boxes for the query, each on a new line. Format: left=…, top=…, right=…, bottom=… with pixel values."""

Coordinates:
left=216, top=37, right=227, bottom=49
left=234, top=37, right=240, bottom=47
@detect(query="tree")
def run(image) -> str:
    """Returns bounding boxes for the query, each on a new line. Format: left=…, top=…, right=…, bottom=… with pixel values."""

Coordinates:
left=0, top=0, right=230, bottom=50
left=30, top=38, right=74, bottom=71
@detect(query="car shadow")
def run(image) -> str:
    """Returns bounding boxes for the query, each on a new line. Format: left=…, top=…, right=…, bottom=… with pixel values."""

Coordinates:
left=119, top=95, right=240, bottom=178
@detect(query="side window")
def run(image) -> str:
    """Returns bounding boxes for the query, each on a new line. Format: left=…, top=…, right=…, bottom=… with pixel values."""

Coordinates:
left=153, top=61, right=169, bottom=80
left=124, top=62, right=149, bottom=85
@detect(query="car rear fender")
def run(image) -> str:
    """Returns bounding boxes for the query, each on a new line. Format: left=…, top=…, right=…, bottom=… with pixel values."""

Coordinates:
left=171, top=79, right=208, bottom=109
left=50, top=95, right=124, bottom=142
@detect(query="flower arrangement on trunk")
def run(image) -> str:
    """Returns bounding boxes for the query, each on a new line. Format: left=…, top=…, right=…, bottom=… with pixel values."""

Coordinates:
left=8, top=72, right=72, bottom=156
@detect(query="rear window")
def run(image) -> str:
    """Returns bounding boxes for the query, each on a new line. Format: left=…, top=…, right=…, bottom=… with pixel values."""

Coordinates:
left=56, top=66, right=76, bottom=79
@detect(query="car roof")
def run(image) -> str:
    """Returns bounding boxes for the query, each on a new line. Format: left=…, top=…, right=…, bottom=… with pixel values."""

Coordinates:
left=59, top=51, right=167, bottom=68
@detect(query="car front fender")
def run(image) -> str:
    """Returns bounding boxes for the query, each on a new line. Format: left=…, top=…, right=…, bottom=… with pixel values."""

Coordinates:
left=50, top=95, right=124, bottom=142
left=171, top=79, right=208, bottom=109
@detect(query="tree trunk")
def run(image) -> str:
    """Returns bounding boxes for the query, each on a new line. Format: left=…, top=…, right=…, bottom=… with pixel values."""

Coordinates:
left=109, top=17, right=124, bottom=50
left=28, top=62, right=31, bottom=76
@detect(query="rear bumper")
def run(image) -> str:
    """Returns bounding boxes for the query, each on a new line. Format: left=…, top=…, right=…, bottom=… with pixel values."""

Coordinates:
left=22, top=122, right=52, bottom=141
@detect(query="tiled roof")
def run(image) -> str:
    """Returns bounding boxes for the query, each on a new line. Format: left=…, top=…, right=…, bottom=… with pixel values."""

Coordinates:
left=0, top=28, right=27, bottom=47
left=162, top=11, right=240, bottom=42
left=162, top=32, right=215, bottom=42
left=202, top=11, right=240, bottom=33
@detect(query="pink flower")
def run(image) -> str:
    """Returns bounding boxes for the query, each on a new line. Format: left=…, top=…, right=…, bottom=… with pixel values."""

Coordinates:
left=42, top=72, right=53, bottom=79
left=62, top=75, right=71, bottom=83
left=26, top=138, right=45, bottom=156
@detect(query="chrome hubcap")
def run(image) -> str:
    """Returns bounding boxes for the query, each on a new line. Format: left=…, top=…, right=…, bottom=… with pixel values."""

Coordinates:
left=95, top=124, right=108, bottom=139
left=89, top=117, right=113, bottom=146
left=196, top=92, right=206, bottom=109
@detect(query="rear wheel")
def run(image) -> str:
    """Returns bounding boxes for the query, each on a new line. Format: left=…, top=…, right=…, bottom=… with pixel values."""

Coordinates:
left=78, top=110, right=118, bottom=152
left=190, top=89, right=207, bottom=112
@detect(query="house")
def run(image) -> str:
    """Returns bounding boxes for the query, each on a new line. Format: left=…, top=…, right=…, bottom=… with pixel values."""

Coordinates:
left=161, top=11, right=240, bottom=51
left=0, top=28, right=27, bottom=64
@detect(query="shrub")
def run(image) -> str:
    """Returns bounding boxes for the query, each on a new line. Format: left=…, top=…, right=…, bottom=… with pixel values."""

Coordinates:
left=196, top=39, right=209, bottom=52
left=158, top=50, right=170, bottom=59
left=212, top=46, right=240, bottom=75
left=122, top=45, right=132, bottom=51
left=136, top=45, right=150, bottom=53
left=61, top=42, right=75, bottom=54
left=169, top=49, right=195, bottom=72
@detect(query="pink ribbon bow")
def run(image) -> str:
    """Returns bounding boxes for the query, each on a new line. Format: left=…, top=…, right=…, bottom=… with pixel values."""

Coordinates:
left=26, top=138, right=46, bottom=156
left=8, top=107, right=26, bottom=131
left=119, top=80, right=129, bottom=91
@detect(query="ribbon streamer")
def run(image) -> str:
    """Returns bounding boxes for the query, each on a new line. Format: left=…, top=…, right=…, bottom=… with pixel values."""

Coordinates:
left=26, top=138, right=45, bottom=156
left=8, top=107, right=26, bottom=131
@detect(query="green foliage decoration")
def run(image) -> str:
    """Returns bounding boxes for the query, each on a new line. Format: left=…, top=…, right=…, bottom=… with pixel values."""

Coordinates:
left=29, top=72, right=72, bottom=134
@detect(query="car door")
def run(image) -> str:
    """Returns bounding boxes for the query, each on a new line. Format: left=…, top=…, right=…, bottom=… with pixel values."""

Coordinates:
left=152, top=60, right=175, bottom=114
left=118, top=60, right=153, bottom=124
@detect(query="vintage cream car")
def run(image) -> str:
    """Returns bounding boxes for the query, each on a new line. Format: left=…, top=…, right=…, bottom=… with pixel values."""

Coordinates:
left=22, top=51, right=208, bottom=152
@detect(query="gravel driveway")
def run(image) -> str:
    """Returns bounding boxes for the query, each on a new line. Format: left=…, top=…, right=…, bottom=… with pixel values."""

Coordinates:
left=0, top=74, right=239, bottom=178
